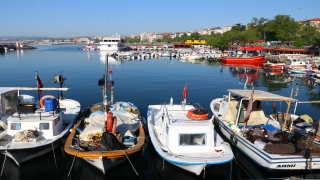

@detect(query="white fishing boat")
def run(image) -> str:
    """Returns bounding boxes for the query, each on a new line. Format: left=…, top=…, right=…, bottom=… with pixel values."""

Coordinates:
left=161, top=52, right=170, bottom=57
left=0, top=72, right=81, bottom=165
left=210, top=89, right=320, bottom=172
left=285, top=58, right=307, bottom=69
left=99, top=34, right=126, bottom=51
left=287, top=68, right=309, bottom=74
left=147, top=85, right=234, bottom=175
left=179, top=52, right=203, bottom=61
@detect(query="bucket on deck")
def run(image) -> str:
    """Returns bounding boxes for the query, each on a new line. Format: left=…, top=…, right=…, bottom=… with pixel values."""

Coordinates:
left=44, top=98, right=56, bottom=112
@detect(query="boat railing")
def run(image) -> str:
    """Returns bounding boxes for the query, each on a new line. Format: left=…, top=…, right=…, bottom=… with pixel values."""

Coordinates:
left=163, top=105, right=173, bottom=124
left=10, top=87, right=69, bottom=91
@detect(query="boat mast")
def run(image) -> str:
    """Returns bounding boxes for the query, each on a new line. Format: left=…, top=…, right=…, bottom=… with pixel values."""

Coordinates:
left=104, top=54, right=109, bottom=113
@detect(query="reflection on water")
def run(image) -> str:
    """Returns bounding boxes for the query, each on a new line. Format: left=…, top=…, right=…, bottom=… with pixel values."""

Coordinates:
left=16, top=49, right=24, bottom=59
left=99, top=50, right=118, bottom=64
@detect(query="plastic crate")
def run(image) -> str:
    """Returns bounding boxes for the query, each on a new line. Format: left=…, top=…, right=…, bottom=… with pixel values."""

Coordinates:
left=17, top=104, right=36, bottom=114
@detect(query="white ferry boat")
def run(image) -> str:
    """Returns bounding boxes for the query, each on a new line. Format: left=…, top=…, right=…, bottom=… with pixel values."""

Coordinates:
left=99, top=34, right=126, bottom=51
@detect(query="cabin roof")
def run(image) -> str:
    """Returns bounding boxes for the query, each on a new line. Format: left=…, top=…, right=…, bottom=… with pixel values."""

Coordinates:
left=0, top=87, right=12, bottom=94
left=227, top=89, right=293, bottom=101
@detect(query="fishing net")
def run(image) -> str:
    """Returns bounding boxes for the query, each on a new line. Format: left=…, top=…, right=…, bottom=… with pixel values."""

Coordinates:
left=13, top=129, right=39, bottom=142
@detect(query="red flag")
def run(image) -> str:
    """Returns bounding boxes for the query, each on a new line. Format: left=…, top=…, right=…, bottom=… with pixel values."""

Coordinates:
left=36, top=72, right=43, bottom=95
left=183, top=84, right=187, bottom=99
left=244, top=87, right=254, bottom=123
left=108, top=67, right=113, bottom=75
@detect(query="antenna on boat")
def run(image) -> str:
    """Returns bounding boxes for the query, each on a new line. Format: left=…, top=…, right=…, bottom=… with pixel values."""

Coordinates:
left=53, top=71, right=66, bottom=100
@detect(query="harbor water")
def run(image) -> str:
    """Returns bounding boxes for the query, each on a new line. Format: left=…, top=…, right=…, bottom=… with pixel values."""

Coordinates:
left=0, top=45, right=320, bottom=180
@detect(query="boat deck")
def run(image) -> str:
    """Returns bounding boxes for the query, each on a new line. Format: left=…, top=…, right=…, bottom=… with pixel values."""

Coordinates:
left=265, top=140, right=320, bottom=156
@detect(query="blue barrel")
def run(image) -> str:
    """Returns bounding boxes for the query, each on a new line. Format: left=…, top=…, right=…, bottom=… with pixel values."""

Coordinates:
left=44, top=98, right=56, bottom=112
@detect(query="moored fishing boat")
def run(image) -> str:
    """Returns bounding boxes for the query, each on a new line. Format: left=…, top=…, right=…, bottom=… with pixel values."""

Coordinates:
left=285, top=58, right=307, bottom=69
left=262, top=59, right=286, bottom=70
left=64, top=54, right=145, bottom=174
left=220, top=45, right=266, bottom=65
left=287, top=68, right=309, bottom=74
left=210, top=89, right=320, bottom=172
left=147, top=85, right=234, bottom=175
left=0, top=72, right=81, bottom=165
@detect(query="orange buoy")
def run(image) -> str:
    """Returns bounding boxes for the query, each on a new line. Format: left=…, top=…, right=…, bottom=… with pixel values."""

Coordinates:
left=106, top=111, right=113, bottom=132
left=39, top=95, right=55, bottom=107
left=186, top=108, right=209, bottom=120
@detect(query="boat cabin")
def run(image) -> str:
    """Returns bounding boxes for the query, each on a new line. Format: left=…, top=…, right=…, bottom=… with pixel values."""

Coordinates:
left=168, top=120, right=214, bottom=154
left=153, top=104, right=215, bottom=155
left=0, top=87, right=69, bottom=141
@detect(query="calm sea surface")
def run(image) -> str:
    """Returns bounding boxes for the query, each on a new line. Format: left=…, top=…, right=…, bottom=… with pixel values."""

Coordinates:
left=0, top=45, right=320, bottom=180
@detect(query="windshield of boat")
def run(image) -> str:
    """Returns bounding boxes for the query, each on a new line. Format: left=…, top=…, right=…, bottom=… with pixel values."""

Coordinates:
left=179, top=133, right=206, bottom=146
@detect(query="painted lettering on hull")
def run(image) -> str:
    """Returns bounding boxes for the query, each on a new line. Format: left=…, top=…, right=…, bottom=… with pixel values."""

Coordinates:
left=276, top=164, right=296, bottom=168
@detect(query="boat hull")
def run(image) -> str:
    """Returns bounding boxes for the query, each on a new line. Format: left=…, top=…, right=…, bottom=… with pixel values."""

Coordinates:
left=0, top=138, right=62, bottom=166
left=220, top=56, right=266, bottom=64
left=83, top=156, right=128, bottom=174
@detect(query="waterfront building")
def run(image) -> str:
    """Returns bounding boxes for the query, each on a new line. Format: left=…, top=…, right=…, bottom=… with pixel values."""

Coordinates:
left=298, top=17, right=320, bottom=30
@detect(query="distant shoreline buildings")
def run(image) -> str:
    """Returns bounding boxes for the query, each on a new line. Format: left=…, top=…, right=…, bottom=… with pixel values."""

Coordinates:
left=1, top=18, right=319, bottom=45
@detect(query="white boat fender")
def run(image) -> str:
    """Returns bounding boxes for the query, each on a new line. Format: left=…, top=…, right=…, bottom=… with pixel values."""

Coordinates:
left=0, top=120, right=7, bottom=131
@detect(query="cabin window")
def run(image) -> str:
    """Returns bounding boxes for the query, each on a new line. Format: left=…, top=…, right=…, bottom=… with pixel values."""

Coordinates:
left=40, top=123, right=49, bottom=130
left=11, top=123, right=21, bottom=130
left=179, top=133, right=206, bottom=146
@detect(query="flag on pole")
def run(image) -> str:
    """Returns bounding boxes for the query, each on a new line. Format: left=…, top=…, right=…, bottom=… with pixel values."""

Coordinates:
left=183, top=84, right=187, bottom=100
left=244, top=87, right=254, bottom=123
left=36, top=71, right=43, bottom=95
left=108, top=67, right=113, bottom=75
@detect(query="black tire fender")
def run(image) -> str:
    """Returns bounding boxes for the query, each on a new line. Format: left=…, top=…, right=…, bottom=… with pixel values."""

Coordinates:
left=230, top=133, right=238, bottom=145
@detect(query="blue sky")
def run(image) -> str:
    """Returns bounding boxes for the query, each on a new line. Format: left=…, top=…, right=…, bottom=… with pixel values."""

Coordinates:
left=2, top=0, right=319, bottom=37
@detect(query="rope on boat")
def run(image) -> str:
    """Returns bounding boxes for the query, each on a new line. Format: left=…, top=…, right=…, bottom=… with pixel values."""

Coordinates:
left=222, top=141, right=236, bottom=180
left=0, top=145, right=8, bottom=177
left=51, top=142, right=59, bottom=179
left=307, top=156, right=317, bottom=179
left=203, top=160, right=207, bottom=178
left=68, top=151, right=79, bottom=178
left=122, top=150, right=142, bottom=180
left=307, top=156, right=313, bottom=170
left=230, top=160, right=232, bottom=180
left=162, top=155, right=169, bottom=170
left=162, top=157, right=164, bottom=170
